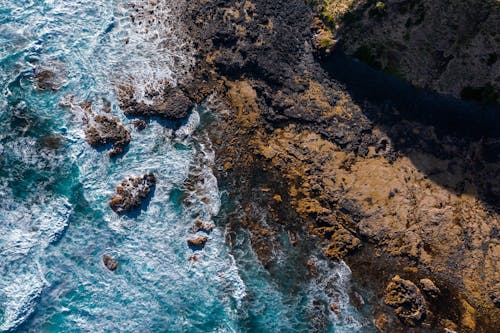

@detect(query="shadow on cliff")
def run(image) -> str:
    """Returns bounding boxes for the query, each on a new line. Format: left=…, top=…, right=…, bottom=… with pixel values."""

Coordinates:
left=320, top=47, right=500, bottom=209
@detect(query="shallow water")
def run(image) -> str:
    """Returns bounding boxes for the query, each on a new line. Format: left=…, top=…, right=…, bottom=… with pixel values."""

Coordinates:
left=0, top=1, right=372, bottom=332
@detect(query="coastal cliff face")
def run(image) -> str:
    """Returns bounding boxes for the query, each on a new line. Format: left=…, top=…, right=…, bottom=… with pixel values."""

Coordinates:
left=183, top=0, right=499, bottom=332
left=313, top=0, right=500, bottom=105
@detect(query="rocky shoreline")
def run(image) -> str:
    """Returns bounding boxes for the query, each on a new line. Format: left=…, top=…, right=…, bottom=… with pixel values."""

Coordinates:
left=181, top=0, right=499, bottom=332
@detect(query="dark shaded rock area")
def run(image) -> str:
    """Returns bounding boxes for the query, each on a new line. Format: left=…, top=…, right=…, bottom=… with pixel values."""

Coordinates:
left=117, top=82, right=194, bottom=120
left=109, top=174, right=156, bottom=213
left=103, top=254, right=119, bottom=271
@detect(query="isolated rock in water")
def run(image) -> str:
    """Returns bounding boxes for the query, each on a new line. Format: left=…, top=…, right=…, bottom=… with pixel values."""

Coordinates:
left=117, top=82, right=194, bottom=120
left=103, top=254, right=118, bottom=271
left=132, top=119, right=147, bottom=131
left=85, top=115, right=131, bottom=156
left=109, top=174, right=156, bottom=213
left=385, top=275, right=427, bottom=326
left=33, top=68, right=61, bottom=91
left=419, top=278, right=441, bottom=299
left=193, top=220, right=213, bottom=234
left=187, top=236, right=208, bottom=248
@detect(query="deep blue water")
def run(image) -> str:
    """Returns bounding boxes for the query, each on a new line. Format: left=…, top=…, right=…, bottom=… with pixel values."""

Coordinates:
left=0, top=1, right=370, bottom=332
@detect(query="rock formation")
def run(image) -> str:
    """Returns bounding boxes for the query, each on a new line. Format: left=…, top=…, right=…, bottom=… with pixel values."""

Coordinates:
left=384, top=275, right=427, bottom=326
left=103, top=254, right=119, bottom=271
left=85, top=115, right=131, bottom=157
left=109, top=174, right=156, bottom=213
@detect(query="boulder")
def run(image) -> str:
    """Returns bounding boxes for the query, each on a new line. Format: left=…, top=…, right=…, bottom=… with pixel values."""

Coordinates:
left=109, top=174, right=156, bottom=213
left=103, top=254, right=118, bottom=271
left=384, top=275, right=427, bottom=326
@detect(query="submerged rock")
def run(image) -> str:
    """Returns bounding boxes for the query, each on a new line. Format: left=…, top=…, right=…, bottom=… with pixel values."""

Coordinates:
left=187, top=236, right=208, bottom=248
left=117, top=82, right=194, bottom=120
left=85, top=115, right=131, bottom=156
left=384, top=275, right=427, bottom=327
left=103, top=254, right=118, bottom=271
left=109, top=174, right=156, bottom=213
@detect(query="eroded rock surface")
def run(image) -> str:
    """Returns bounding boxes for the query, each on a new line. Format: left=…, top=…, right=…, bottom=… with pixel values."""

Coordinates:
left=109, top=174, right=156, bottom=213
left=385, top=275, right=427, bottom=326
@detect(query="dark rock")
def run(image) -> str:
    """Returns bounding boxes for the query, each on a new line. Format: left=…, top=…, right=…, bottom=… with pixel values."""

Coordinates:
left=109, top=174, right=156, bottom=213
left=117, top=83, right=193, bottom=120
left=385, top=275, right=427, bottom=326
left=103, top=254, right=118, bottom=271
left=85, top=115, right=131, bottom=156
left=419, top=278, right=440, bottom=299
left=187, top=236, right=208, bottom=248
left=133, top=119, right=147, bottom=131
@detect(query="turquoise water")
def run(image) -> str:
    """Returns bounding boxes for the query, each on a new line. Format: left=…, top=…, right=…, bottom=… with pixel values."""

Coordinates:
left=0, top=1, right=370, bottom=332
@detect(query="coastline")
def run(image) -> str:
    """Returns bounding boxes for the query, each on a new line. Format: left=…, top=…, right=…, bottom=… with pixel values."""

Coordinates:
left=182, top=1, right=500, bottom=332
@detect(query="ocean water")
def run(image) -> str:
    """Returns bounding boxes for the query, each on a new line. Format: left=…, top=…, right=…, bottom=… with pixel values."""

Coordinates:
left=0, top=1, right=371, bottom=332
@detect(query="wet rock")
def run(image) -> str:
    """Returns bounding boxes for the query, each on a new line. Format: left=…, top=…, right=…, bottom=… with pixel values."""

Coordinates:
left=85, top=115, right=131, bottom=156
left=117, top=83, right=193, bottom=120
left=193, top=220, right=213, bottom=234
left=419, top=278, right=440, bottom=299
left=33, top=68, right=61, bottom=91
left=133, top=119, right=147, bottom=131
left=109, top=174, right=156, bottom=213
left=187, top=236, right=208, bottom=248
left=103, top=254, right=118, bottom=271
left=384, top=275, right=427, bottom=327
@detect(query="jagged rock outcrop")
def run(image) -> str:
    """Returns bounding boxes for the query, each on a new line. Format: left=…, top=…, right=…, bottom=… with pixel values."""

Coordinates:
left=109, top=174, right=156, bottom=213
left=85, top=115, right=131, bottom=156
left=384, top=275, right=427, bottom=326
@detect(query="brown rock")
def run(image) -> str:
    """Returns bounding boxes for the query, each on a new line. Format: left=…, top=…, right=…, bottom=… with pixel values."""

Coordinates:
left=193, top=220, right=214, bottom=233
left=419, top=278, right=440, bottom=299
left=103, top=254, right=118, bottom=271
left=132, top=119, right=147, bottom=131
left=85, top=115, right=131, bottom=156
left=384, top=275, right=427, bottom=327
left=375, top=312, right=388, bottom=332
left=187, top=236, right=208, bottom=248
left=109, top=174, right=156, bottom=213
